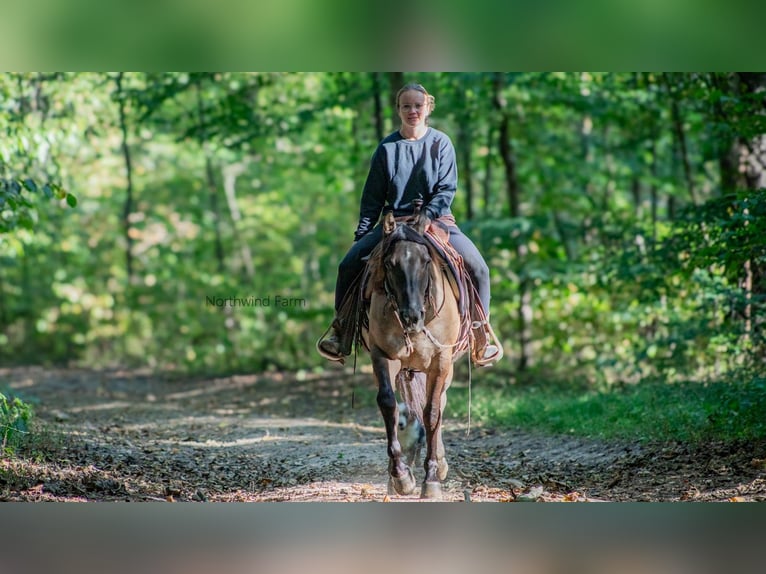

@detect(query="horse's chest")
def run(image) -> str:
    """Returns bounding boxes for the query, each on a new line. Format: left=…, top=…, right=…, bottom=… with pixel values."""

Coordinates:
left=374, top=330, right=436, bottom=367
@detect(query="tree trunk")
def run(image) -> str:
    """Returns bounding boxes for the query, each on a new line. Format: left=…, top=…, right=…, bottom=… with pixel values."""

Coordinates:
left=457, top=118, right=474, bottom=220
left=650, top=140, right=659, bottom=241
left=736, top=77, right=766, bottom=191
left=114, top=72, right=135, bottom=284
left=744, top=258, right=753, bottom=342
left=493, top=72, right=531, bottom=371
left=518, top=276, right=532, bottom=371
left=734, top=73, right=766, bottom=345
left=493, top=74, right=520, bottom=218
left=371, top=72, right=384, bottom=142
left=388, top=72, right=404, bottom=131
left=195, top=80, right=227, bottom=275
left=601, top=125, right=614, bottom=212
left=221, top=162, right=255, bottom=280
left=712, top=73, right=766, bottom=349
left=483, top=124, right=494, bottom=217
left=204, top=156, right=226, bottom=273
left=631, top=175, right=642, bottom=219
left=664, top=74, right=697, bottom=205
left=710, top=73, right=741, bottom=195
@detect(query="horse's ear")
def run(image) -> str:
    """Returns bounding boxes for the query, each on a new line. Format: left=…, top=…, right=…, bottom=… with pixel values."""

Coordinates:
left=383, top=212, right=396, bottom=235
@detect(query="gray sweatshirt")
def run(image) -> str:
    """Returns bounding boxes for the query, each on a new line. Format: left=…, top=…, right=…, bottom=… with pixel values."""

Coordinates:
left=354, top=127, right=457, bottom=241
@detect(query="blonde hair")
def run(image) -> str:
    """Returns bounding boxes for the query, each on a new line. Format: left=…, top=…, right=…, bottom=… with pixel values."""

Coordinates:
left=396, top=83, right=436, bottom=113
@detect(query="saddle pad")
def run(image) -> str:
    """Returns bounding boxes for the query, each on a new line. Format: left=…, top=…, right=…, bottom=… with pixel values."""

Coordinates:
left=423, top=226, right=467, bottom=317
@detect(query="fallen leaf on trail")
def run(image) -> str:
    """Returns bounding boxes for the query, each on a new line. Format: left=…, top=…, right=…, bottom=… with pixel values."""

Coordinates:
left=516, top=485, right=544, bottom=502
left=382, top=495, right=391, bottom=502
left=680, top=488, right=700, bottom=501
left=359, top=484, right=374, bottom=495
left=728, top=496, right=745, bottom=502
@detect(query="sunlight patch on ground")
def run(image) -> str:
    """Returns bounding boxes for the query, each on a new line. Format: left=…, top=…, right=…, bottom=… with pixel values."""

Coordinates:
left=67, top=400, right=134, bottom=413
left=152, top=434, right=317, bottom=448
left=115, top=414, right=383, bottom=433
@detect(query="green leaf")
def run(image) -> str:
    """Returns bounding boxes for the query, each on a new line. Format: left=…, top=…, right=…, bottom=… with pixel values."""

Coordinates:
left=22, top=178, right=38, bottom=193
left=66, top=193, right=78, bottom=208
left=42, top=184, right=53, bottom=198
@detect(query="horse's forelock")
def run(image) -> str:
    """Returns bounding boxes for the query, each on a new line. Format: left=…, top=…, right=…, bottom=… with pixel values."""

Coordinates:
left=384, top=224, right=429, bottom=251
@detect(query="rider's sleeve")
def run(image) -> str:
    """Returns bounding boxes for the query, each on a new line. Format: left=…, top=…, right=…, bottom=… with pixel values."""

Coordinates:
left=354, top=147, right=387, bottom=241
left=424, top=134, right=457, bottom=221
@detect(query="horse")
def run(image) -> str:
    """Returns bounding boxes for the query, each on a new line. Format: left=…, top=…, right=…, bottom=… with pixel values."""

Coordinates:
left=362, top=208, right=466, bottom=500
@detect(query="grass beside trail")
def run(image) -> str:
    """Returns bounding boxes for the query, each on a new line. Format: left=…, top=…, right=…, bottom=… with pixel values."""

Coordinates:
left=445, top=375, right=766, bottom=444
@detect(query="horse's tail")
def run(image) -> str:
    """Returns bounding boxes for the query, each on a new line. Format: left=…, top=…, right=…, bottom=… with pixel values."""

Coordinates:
left=396, top=369, right=427, bottom=427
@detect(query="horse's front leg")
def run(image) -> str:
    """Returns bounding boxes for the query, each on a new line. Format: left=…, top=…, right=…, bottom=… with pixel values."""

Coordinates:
left=371, top=348, right=416, bottom=496
left=436, top=388, right=449, bottom=481
left=421, top=360, right=453, bottom=500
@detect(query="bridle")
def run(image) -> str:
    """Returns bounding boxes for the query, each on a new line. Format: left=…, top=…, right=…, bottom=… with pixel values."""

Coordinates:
left=382, top=236, right=460, bottom=352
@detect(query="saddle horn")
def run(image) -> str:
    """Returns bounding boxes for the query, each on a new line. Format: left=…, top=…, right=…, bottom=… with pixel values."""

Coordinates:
left=410, top=198, right=429, bottom=234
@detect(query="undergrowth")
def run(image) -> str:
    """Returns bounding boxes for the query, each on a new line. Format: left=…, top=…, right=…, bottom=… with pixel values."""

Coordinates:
left=445, top=373, right=766, bottom=444
left=1, top=391, right=32, bottom=455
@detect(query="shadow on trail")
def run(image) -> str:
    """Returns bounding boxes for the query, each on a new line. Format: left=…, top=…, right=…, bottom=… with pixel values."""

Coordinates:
left=2, top=366, right=765, bottom=502
left=2, top=366, right=395, bottom=501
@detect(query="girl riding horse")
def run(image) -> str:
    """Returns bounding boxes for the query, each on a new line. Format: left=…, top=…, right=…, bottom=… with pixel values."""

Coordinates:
left=318, top=82, right=502, bottom=367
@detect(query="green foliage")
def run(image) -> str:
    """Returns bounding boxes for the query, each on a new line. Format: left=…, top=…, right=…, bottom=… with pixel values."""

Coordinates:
left=0, top=74, right=79, bottom=235
left=0, top=391, right=32, bottom=455
left=447, top=376, right=766, bottom=443
left=1, top=72, right=765, bottom=395
left=0, top=178, right=75, bottom=234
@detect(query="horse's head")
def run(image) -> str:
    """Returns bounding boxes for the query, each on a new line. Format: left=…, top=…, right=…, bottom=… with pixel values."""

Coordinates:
left=381, top=211, right=432, bottom=334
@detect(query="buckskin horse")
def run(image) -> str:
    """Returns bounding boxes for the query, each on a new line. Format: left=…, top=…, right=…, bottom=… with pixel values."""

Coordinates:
left=361, top=207, right=470, bottom=500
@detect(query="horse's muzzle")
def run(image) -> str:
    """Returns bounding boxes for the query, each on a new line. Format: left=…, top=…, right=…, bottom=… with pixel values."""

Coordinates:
left=400, top=307, right=426, bottom=334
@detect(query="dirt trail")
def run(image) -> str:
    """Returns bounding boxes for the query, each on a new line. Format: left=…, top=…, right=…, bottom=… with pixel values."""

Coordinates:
left=1, top=366, right=764, bottom=502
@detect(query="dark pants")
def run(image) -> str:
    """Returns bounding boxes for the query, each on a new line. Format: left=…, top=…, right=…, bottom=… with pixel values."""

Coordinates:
left=335, top=223, right=491, bottom=315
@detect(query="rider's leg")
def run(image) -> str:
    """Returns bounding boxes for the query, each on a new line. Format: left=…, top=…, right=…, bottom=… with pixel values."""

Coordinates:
left=446, top=227, right=502, bottom=367
left=318, top=226, right=383, bottom=360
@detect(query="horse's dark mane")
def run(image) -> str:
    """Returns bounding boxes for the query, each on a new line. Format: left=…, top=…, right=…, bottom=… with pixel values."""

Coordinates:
left=382, top=223, right=429, bottom=250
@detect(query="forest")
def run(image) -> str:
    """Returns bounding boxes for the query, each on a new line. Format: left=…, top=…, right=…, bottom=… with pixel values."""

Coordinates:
left=1, top=73, right=766, bottom=503
left=3, top=72, right=765, bottom=380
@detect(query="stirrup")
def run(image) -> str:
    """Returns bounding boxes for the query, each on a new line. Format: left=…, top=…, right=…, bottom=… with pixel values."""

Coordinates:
left=316, top=336, right=345, bottom=363
left=474, top=343, right=503, bottom=367
left=316, top=321, right=347, bottom=364
left=471, top=320, right=503, bottom=367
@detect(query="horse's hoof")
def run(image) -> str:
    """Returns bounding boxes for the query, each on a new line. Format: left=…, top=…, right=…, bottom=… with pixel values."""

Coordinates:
left=437, top=459, right=449, bottom=481
left=420, top=481, right=443, bottom=500
left=391, top=468, right=417, bottom=495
